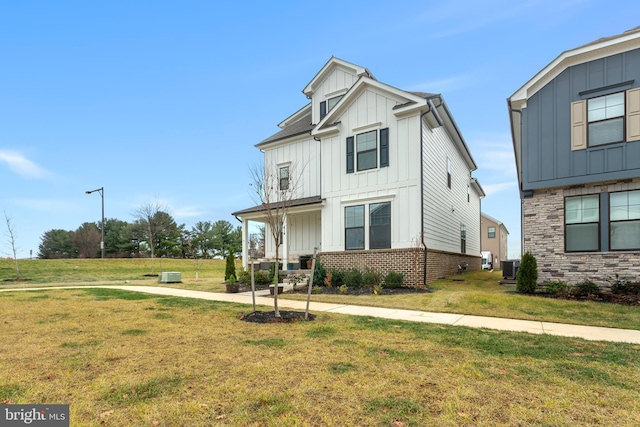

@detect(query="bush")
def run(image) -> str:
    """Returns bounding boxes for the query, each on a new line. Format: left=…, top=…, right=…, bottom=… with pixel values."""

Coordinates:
left=329, top=268, right=346, bottom=287
left=254, top=270, right=271, bottom=285
left=373, top=284, right=384, bottom=295
left=609, top=275, right=640, bottom=295
left=573, top=280, right=601, bottom=297
left=384, top=271, right=404, bottom=289
left=224, top=248, right=236, bottom=281
left=343, top=268, right=364, bottom=288
left=237, top=269, right=251, bottom=284
left=339, top=284, right=348, bottom=294
left=313, top=261, right=327, bottom=287
left=363, top=268, right=383, bottom=288
left=516, top=252, right=538, bottom=294
left=544, top=281, right=568, bottom=296
left=268, top=262, right=276, bottom=284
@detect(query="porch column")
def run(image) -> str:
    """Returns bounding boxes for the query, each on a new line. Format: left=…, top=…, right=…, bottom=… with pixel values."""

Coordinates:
left=282, top=213, right=289, bottom=267
left=241, top=217, right=249, bottom=270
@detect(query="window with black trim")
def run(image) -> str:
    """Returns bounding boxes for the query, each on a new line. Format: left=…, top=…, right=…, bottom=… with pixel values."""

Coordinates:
left=345, top=205, right=364, bottom=250
left=447, top=158, right=452, bottom=189
left=279, top=166, right=289, bottom=190
left=588, top=92, right=624, bottom=146
left=610, top=190, right=640, bottom=250
left=370, top=202, right=391, bottom=249
left=488, top=226, right=496, bottom=238
left=565, top=195, right=599, bottom=252
left=346, top=128, right=389, bottom=173
left=460, top=225, right=466, bottom=253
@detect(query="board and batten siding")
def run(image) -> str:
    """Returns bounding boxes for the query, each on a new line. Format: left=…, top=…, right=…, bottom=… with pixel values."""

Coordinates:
left=264, top=212, right=321, bottom=258
left=319, top=88, right=422, bottom=252
left=262, top=135, right=321, bottom=199
left=522, top=48, right=640, bottom=191
left=422, top=121, right=480, bottom=256
left=311, top=66, right=360, bottom=124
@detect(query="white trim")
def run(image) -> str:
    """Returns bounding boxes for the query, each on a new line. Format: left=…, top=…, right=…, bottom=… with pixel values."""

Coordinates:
left=352, top=122, right=382, bottom=133
left=340, top=193, right=396, bottom=205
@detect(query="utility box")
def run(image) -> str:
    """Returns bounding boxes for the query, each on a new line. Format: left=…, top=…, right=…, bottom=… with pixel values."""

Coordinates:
left=501, top=261, right=520, bottom=280
left=159, top=272, right=182, bottom=283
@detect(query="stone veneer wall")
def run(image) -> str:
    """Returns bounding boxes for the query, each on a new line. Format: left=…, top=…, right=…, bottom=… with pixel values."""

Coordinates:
left=523, top=180, right=640, bottom=287
left=318, top=248, right=481, bottom=287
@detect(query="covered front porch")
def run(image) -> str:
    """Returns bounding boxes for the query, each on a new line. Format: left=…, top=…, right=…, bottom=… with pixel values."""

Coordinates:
left=232, top=196, right=323, bottom=271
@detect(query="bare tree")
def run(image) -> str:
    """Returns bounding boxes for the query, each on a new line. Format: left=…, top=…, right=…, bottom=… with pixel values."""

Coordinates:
left=132, top=200, right=171, bottom=274
left=72, top=222, right=101, bottom=258
left=3, top=211, right=20, bottom=278
left=250, top=162, right=305, bottom=317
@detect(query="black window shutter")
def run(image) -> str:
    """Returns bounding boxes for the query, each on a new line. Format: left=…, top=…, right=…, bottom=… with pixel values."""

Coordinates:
left=320, top=101, right=327, bottom=119
left=346, top=136, right=354, bottom=174
left=380, top=127, right=389, bottom=167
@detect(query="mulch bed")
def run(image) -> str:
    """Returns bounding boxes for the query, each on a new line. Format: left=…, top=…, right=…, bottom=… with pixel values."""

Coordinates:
left=541, top=292, right=640, bottom=306
left=240, top=310, right=316, bottom=323
left=289, top=285, right=431, bottom=296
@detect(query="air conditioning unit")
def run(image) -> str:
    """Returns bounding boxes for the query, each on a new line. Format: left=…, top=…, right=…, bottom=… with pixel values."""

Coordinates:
left=158, top=272, right=181, bottom=283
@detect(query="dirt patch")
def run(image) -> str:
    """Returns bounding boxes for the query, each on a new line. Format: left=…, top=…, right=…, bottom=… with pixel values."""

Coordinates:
left=240, top=310, right=316, bottom=323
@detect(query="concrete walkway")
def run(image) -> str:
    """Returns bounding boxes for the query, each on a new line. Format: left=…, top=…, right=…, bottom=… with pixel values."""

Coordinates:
left=2, top=285, right=640, bottom=344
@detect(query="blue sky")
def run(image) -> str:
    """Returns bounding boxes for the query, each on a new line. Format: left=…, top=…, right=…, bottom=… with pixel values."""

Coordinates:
left=1, top=0, right=639, bottom=259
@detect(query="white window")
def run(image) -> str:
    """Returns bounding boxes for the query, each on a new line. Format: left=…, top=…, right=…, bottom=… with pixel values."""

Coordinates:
left=588, top=92, right=625, bottom=146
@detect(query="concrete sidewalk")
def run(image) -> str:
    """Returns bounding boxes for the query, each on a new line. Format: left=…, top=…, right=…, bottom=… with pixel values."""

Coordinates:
left=3, top=285, right=640, bottom=345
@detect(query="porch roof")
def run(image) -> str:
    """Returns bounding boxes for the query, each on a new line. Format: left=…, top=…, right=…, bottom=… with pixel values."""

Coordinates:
left=231, top=195, right=324, bottom=217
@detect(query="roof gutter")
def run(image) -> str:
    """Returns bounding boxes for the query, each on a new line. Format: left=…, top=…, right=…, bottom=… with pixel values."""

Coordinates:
left=419, top=100, right=435, bottom=287
left=507, top=98, right=524, bottom=259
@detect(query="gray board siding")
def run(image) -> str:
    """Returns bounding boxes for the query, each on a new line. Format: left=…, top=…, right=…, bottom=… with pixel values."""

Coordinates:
left=522, top=48, right=640, bottom=191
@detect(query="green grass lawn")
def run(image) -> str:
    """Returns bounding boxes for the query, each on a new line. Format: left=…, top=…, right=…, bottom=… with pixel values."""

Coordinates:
left=2, top=258, right=639, bottom=329
left=1, top=287, right=639, bottom=426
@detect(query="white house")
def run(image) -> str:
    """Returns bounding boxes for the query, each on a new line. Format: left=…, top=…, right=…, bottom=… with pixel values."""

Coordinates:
left=233, top=57, right=484, bottom=285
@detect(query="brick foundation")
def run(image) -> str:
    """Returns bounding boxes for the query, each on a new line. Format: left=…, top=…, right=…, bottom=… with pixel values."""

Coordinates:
left=317, top=247, right=480, bottom=287
left=524, top=180, right=640, bottom=287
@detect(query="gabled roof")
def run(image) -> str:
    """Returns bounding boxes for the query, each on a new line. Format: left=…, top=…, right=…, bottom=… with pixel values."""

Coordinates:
left=481, top=212, right=509, bottom=234
left=508, top=27, right=640, bottom=190
left=509, top=26, right=640, bottom=104
left=256, top=112, right=314, bottom=147
left=303, top=57, right=374, bottom=97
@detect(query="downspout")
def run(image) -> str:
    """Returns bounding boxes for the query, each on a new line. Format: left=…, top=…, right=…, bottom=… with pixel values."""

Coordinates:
left=419, top=96, right=441, bottom=286
left=507, top=99, right=524, bottom=258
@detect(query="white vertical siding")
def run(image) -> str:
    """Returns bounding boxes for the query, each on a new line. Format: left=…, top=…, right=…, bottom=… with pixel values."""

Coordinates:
left=262, top=136, right=321, bottom=199
left=422, top=119, right=481, bottom=255
left=320, top=87, right=422, bottom=251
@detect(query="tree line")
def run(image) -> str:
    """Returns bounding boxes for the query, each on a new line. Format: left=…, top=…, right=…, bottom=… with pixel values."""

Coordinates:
left=37, top=202, right=263, bottom=259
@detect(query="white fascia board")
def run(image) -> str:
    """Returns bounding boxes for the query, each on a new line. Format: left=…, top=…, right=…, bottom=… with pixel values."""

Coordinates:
left=311, top=77, right=426, bottom=136
left=278, top=103, right=311, bottom=129
left=303, top=57, right=368, bottom=97
left=510, top=31, right=640, bottom=103
left=258, top=131, right=312, bottom=151
left=471, top=178, right=485, bottom=199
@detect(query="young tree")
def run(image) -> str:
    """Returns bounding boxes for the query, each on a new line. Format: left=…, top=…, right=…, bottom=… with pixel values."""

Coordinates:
left=250, top=161, right=304, bottom=317
left=132, top=200, right=174, bottom=273
left=3, top=211, right=20, bottom=278
left=225, top=246, right=236, bottom=281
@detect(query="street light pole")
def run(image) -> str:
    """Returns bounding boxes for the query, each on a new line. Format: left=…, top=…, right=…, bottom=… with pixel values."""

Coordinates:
left=85, top=187, right=104, bottom=259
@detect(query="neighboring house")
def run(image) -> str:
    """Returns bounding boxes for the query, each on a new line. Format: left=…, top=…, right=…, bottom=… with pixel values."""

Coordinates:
left=480, top=212, right=509, bottom=267
left=508, top=27, right=640, bottom=286
left=233, top=57, right=484, bottom=285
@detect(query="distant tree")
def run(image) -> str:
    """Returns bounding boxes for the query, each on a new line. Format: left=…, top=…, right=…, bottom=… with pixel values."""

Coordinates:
left=190, top=221, right=215, bottom=258
left=38, top=229, right=76, bottom=259
left=152, top=212, right=184, bottom=258
left=132, top=201, right=180, bottom=272
left=211, top=220, right=241, bottom=258
left=104, top=218, right=136, bottom=257
left=3, top=211, right=20, bottom=278
left=72, top=222, right=101, bottom=258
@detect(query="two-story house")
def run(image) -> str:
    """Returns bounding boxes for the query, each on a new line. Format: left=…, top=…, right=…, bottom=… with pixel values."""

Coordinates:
left=480, top=212, right=509, bottom=268
left=233, top=57, right=484, bottom=285
left=508, top=27, right=640, bottom=286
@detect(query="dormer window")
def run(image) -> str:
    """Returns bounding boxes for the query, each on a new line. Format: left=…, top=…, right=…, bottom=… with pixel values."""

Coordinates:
left=328, top=95, right=343, bottom=112
left=320, top=95, right=344, bottom=120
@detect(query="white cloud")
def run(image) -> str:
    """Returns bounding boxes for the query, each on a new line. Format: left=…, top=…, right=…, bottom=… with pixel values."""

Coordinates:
left=0, top=150, right=51, bottom=179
